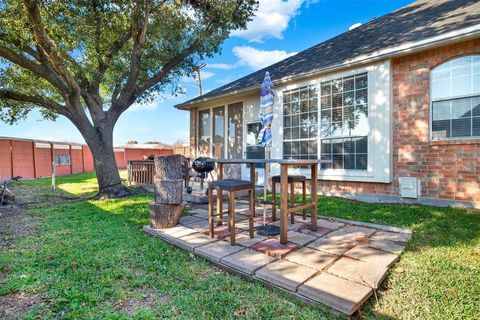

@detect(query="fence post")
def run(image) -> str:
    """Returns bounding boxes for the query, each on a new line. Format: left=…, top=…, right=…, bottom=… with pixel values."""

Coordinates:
left=127, top=161, right=131, bottom=186
left=51, top=161, right=56, bottom=191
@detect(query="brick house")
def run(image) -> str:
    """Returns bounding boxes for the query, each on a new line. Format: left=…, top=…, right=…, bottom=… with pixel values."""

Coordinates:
left=175, top=0, right=480, bottom=208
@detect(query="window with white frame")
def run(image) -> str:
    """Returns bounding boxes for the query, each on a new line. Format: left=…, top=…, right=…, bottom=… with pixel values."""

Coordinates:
left=431, top=55, right=480, bottom=140
left=282, top=85, right=318, bottom=160
left=320, top=73, right=369, bottom=170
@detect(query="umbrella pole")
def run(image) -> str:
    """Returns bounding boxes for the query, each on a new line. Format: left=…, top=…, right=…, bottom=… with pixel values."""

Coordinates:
left=263, top=145, right=270, bottom=226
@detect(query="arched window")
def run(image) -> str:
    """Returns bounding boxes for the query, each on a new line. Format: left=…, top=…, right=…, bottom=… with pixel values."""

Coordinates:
left=431, top=55, right=480, bottom=140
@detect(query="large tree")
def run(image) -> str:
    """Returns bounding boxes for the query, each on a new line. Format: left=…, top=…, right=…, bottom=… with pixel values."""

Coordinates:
left=0, top=0, right=256, bottom=197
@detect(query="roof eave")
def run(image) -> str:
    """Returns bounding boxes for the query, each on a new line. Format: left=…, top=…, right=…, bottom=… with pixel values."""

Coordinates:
left=175, top=24, right=480, bottom=110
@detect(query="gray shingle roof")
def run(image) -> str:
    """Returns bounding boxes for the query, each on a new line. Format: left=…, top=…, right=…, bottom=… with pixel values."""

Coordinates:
left=176, top=0, right=480, bottom=108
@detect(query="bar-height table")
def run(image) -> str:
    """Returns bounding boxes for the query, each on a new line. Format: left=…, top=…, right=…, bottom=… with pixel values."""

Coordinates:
left=212, top=159, right=326, bottom=244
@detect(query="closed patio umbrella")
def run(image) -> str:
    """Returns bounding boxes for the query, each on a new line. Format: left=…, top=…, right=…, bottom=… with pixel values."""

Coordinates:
left=258, top=72, right=275, bottom=230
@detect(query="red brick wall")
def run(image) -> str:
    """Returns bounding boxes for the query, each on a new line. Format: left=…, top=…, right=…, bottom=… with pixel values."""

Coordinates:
left=53, top=148, right=72, bottom=176
left=115, top=151, right=126, bottom=169
left=34, top=146, right=52, bottom=178
left=316, top=39, right=480, bottom=205
left=71, top=148, right=84, bottom=174
left=82, top=146, right=95, bottom=172
left=11, top=140, right=35, bottom=178
left=0, top=140, right=12, bottom=179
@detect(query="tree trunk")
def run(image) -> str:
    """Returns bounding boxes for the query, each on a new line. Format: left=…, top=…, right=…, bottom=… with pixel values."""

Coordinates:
left=80, top=121, right=131, bottom=199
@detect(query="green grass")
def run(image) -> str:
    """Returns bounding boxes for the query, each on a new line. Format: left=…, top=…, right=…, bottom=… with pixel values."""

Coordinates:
left=1, top=172, right=479, bottom=319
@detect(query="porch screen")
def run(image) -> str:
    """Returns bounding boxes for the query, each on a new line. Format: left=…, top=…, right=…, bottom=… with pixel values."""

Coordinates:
left=198, top=109, right=211, bottom=156
left=320, top=73, right=368, bottom=170
left=212, top=107, right=225, bottom=158
left=282, top=85, right=318, bottom=160
left=431, top=55, right=480, bottom=140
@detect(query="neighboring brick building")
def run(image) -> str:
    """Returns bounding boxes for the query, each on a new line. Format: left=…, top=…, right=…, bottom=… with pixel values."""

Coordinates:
left=0, top=137, right=173, bottom=180
left=176, top=0, right=480, bottom=208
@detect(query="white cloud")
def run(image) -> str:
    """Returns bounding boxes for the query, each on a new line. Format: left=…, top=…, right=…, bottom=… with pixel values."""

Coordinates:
left=207, top=63, right=240, bottom=70
left=231, top=0, right=305, bottom=42
left=232, top=46, right=297, bottom=70
left=128, top=91, right=186, bottom=112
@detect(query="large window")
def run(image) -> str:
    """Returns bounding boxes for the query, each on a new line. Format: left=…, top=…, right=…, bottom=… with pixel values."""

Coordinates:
left=282, top=85, right=318, bottom=160
left=320, top=73, right=369, bottom=170
left=54, top=154, right=71, bottom=166
left=431, top=55, right=480, bottom=140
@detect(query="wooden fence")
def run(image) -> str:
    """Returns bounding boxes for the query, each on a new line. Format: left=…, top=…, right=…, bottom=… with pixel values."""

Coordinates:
left=127, top=160, right=155, bottom=185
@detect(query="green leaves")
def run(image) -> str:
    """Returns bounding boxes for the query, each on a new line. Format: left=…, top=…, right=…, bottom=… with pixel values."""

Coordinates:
left=0, top=0, right=258, bottom=124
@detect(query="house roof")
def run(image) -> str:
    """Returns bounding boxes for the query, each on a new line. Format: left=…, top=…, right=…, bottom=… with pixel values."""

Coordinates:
left=176, top=0, right=480, bottom=109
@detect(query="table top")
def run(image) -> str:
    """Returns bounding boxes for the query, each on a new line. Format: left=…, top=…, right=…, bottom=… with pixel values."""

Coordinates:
left=211, top=158, right=329, bottom=165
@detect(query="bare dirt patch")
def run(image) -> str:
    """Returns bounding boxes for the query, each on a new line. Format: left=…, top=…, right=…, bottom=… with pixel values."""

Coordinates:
left=0, top=205, right=38, bottom=250
left=115, top=287, right=170, bottom=316
left=0, top=293, right=43, bottom=320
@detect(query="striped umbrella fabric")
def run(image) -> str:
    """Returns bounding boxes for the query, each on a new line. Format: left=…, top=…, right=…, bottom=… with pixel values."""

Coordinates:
left=258, top=72, right=274, bottom=146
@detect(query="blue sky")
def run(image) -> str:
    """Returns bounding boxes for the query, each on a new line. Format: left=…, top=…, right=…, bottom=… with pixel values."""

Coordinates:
left=0, top=0, right=412, bottom=145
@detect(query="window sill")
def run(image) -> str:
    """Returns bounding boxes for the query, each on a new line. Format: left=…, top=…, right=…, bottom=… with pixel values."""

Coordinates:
left=429, top=139, right=480, bottom=146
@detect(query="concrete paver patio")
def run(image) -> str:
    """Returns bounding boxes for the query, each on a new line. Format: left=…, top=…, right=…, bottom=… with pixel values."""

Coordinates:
left=143, top=203, right=412, bottom=316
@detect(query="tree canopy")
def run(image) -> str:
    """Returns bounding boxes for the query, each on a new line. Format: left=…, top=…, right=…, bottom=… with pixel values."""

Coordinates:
left=0, top=0, right=257, bottom=197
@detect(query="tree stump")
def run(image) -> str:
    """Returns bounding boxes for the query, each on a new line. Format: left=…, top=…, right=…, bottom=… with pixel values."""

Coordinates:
left=153, top=178, right=183, bottom=204
left=149, top=202, right=186, bottom=229
left=150, top=154, right=187, bottom=229
left=154, top=154, right=184, bottom=180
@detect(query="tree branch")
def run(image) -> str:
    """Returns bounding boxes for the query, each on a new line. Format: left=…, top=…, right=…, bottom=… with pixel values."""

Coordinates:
left=0, top=44, right=69, bottom=95
left=0, top=89, right=71, bottom=118
left=22, top=0, right=82, bottom=99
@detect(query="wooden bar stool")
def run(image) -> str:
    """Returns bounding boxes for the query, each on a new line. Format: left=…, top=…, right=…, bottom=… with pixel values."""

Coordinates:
left=271, top=175, right=307, bottom=223
left=207, top=179, right=255, bottom=245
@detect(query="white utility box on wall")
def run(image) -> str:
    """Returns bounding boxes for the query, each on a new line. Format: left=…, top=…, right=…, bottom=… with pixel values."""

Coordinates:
left=399, top=177, right=421, bottom=198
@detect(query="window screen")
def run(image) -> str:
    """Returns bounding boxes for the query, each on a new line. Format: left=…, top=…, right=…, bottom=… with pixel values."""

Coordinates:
left=282, top=85, right=318, bottom=160
left=431, top=55, right=480, bottom=140
left=319, top=73, right=369, bottom=170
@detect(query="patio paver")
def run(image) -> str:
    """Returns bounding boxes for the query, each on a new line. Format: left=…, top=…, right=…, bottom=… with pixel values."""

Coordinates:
left=194, top=241, right=244, bottom=262
left=285, top=247, right=338, bottom=270
left=144, top=204, right=412, bottom=317
left=250, top=238, right=298, bottom=257
left=307, top=237, right=353, bottom=255
left=179, top=215, right=204, bottom=226
left=371, top=231, right=412, bottom=243
left=326, top=226, right=376, bottom=243
left=367, top=239, right=406, bottom=254
left=276, top=230, right=317, bottom=245
left=298, top=272, right=372, bottom=316
left=327, top=257, right=388, bottom=289
left=296, top=225, right=333, bottom=237
left=221, top=249, right=277, bottom=275
left=174, top=232, right=219, bottom=251
left=344, top=245, right=399, bottom=267
left=255, top=260, right=317, bottom=291
left=316, top=218, right=345, bottom=230
left=223, top=231, right=268, bottom=247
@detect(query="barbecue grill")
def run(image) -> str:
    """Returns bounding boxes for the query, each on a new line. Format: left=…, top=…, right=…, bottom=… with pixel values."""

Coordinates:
left=186, top=157, right=215, bottom=194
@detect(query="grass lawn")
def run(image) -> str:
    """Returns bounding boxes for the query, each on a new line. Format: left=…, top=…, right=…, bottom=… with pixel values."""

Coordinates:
left=1, top=172, right=479, bottom=319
